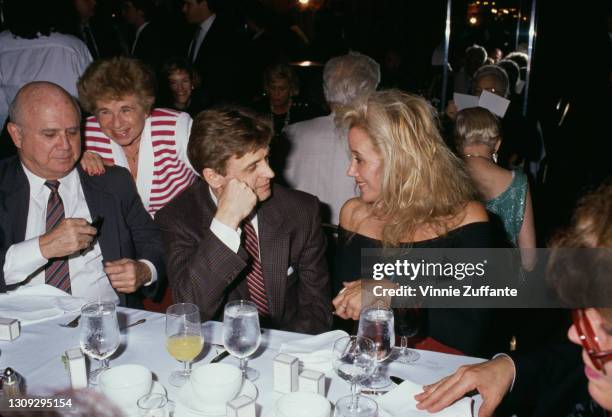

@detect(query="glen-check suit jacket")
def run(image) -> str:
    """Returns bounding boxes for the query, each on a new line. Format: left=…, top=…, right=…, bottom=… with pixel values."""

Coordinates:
left=0, top=156, right=165, bottom=308
left=155, top=180, right=333, bottom=334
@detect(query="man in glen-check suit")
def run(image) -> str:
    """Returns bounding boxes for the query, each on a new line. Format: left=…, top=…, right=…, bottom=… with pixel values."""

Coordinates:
left=0, top=82, right=164, bottom=308
left=155, top=107, right=332, bottom=334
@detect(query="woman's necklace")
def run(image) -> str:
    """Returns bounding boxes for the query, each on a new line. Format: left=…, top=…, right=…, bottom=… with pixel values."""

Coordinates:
left=270, top=102, right=292, bottom=134
left=464, top=153, right=492, bottom=160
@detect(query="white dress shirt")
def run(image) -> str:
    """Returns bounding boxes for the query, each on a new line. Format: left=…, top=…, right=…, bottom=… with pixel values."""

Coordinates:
left=3, top=166, right=157, bottom=303
left=0, top=30, right=92, bottom=127
left=208, top=187, right=260, bottom=257
left=189, top=14, right=216, bottom=63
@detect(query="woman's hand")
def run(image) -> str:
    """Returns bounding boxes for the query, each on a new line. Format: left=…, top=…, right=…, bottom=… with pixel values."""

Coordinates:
left=332, top=279, right=395, bottom=320
left=332, top=280, right=364, bottom=320
left=80, top=151, right=113, bottom=176
left=414, top=355, right=515, bottom=417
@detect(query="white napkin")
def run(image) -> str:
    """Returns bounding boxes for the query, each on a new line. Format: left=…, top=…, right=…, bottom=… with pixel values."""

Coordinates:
left=278, top=330, right=348, bottom=374
left=0, top=284, right=86, bottom=325
left=377, top=380, right=472, bottom=417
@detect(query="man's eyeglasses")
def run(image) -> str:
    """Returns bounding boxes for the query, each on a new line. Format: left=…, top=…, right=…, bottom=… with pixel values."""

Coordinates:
left=572, top=308, right=612, bottom=374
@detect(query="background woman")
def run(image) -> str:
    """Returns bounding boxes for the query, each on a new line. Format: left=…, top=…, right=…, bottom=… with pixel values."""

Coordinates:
left=252, top=63, right=316, bottom=178
left=78, top=57, right=197, bottom=217
left=455, top=107, right=536, bottom=270
left=159, top=57, right=204, bottom=117
left=331, top=89, right=506, bottom=357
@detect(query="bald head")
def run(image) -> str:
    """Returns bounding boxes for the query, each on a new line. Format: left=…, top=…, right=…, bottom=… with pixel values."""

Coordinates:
left=9, top=82, right=81, bottom=126
left=7, top=82, right=82, bottom=180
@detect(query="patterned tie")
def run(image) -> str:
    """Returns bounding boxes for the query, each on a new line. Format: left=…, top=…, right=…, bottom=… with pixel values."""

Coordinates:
left=242, top=220, right=269, bottom=316
left=44, top=181, right=71, bottom=294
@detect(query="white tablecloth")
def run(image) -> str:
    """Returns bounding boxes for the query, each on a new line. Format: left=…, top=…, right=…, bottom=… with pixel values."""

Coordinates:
left=0, top=307, right=485, bottom=415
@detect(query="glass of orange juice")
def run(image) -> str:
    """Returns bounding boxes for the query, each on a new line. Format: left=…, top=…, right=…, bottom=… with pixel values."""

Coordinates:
left=166, top=303, right=204, bottom=387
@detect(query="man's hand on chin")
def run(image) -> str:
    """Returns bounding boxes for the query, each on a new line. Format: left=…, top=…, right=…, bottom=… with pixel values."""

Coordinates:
left=104, top=259, right=151, bottom=294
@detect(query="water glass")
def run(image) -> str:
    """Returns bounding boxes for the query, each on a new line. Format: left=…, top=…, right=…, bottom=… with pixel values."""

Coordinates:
left=137, top=393, right=170, bottom=417
left=394, top=307, right=421, bottom=363
left=332, top=336, right=377, bottom=417
left=166, top=303, right=204, bottom=387
left=358, top=305, right=395, bottom=390
left=333, top=395, right=378, bottom=417
left=79, top=301, right=120, bottom=386
left=223, top=300, right=262, bottom=381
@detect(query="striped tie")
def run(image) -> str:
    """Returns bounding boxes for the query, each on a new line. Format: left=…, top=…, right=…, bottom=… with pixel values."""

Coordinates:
left=242, top=219, right=269, bottom=316
left=44, top=181, right=71, bottom=294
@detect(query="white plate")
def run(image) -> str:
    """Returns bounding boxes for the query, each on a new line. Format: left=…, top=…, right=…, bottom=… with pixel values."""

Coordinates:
left=176, top=379, right=258, bottom=416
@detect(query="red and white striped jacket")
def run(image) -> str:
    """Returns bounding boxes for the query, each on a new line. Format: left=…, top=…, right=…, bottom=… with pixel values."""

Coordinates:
left=84, top=108, right=197, bottom=217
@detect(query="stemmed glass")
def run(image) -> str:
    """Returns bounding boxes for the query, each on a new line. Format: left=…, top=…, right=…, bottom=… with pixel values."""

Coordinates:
left=165, top=303, right=204, bottom=387
left=394, top=307, right=421, bottom=363
left=223, top=300, right=262, bottom=381
left=79, top=301, right=120, bottom=386
left=357, top=304, right=395, bottom=390
left=332, top=336, right=378, bottom=417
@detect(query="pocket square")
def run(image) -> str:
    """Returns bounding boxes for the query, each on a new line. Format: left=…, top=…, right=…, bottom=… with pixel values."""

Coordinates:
left=287, top=266, right=295, bottom=276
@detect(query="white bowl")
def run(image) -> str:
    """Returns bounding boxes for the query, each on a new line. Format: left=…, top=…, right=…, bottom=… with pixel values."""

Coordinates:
left=275, top=392, right=331, bottom=417
left=99, top=364, right=152, bottom=408
left=190, top=363, right=242, bottom=405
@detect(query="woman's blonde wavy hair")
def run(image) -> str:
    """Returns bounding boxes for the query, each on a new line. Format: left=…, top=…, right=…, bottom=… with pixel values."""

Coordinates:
left=338, top=89, right=477, bottom=247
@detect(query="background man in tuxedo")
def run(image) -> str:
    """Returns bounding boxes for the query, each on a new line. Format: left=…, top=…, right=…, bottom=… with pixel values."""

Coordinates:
left=182, top=0, right=244, bottom=105
left=0, top=82, right=164, bottom=308
left=119, top=0, right=169, bottom=71
left=156, top=106, right=332, bottom=334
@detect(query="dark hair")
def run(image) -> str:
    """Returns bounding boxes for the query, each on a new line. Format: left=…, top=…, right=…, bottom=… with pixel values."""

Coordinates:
left=188, top=107, right=272, bottom=175
left=497, top=59, right=520, bottom=93
left=120, top=0, right=155, bottom=21
left=161, top=57, right=201, bottom=88
left=4, top=0, right=55, bottom=38
left=198, top=0, right=219, bottom=13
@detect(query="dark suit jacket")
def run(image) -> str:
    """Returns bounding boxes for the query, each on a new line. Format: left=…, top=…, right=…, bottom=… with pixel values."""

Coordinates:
left=132, top=22, right=169, bottom=71
left=189, top=15, right=245, bottom=105
left=499, top=338, right=607, bottom=417
left=155, top=180, right=333, bottom=334
left=0, top=156, right=165, bottom=308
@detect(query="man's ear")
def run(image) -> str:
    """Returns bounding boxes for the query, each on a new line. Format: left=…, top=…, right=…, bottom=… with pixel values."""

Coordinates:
left=6, top=122, right=23, bottom=150
left=202, top=167, right=224, bottom=189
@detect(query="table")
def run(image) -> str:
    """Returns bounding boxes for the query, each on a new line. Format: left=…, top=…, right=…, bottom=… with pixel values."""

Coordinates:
left=0, top=308, right=485, bottom=415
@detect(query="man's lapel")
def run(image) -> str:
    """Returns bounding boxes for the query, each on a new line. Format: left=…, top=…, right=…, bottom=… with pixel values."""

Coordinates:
left=257, top=197, right=289, bottom=318
left=1, top=158, right=30, bottom=243
left=77, top=168, right=121, bottom=262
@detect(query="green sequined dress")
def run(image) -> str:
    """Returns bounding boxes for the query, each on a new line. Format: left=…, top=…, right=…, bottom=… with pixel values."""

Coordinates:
left=485, top=171, right=528, bottom=246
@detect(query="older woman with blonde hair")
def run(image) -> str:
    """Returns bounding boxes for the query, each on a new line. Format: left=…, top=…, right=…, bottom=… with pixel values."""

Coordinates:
left=332, top=89, right=502, bottom=356
left=78, top=57, right=197, bottom=217
left=455, top=107, right=536, bottom=270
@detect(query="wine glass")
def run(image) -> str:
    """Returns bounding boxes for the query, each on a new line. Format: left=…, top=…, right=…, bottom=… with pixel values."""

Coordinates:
left=333, top=395, right=378, bottom=417
left=394, top=307, right=421, bottom=363
left=223, top=300, right=262, bottom=381
left=166, top=303, right=204, bottom=387
left=357, top=304, right=395, bottom=390
left=79, top=301, right=120, bottom=386
left=332, top=336, right=377, bottom=417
